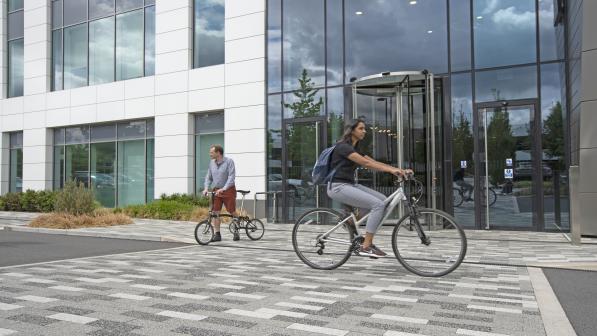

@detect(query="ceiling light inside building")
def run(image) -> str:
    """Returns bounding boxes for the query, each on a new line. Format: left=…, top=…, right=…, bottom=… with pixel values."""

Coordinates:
left=355, top=11, right=363, bottom=15
left=427, top=30, right=433, bottom=34
left=409, top=1, right=417, bottom=5
left=476, top=16, right=483, bottom=20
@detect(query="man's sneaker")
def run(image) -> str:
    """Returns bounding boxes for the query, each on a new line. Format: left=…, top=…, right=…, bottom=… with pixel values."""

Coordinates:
left=233, top=232, right=240, bottom=241
left=210, top=232, right=222, bottom=242
left=356, top=244, right=387, bottom=258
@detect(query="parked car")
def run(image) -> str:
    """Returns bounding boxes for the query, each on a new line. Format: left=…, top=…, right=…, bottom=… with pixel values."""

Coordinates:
left=514, top=162, right=553, bottom=180
left=268, top=173, right=312, bottom=197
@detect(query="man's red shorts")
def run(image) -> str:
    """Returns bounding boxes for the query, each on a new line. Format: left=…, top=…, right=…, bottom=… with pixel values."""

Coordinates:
left=212, top=186, right=236, bottom=213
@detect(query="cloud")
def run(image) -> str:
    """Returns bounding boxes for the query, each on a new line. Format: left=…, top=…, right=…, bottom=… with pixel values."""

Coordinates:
left=492, top=7, right=535, bottom=29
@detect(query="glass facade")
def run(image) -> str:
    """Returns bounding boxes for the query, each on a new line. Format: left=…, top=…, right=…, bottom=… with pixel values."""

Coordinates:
left=9, top=132, right=23, bottom=193
left=7, top=0, right=24, bottom=97
left=195, top=112, right=225, bottom=194
left=53, top=120, right=155, bottom=207
left=267, top=0, right=568, bottom=231
left=52, top=0, right=155, bottom=90
left=193, top=0, right=225, bottom=68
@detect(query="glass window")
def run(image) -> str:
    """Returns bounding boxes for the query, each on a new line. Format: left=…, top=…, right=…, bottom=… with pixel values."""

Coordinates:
left=90, top=17, right=115, bottom=85
left=450, top=72, right=474, bottom=228
left=9, top=148, right=23, bottom=193
left=52, top=30, right=63, bottom=90
left=539, top=0, right=560, bottom=61
left=8, top=40, right=24, bottom=98
left=146, top=138, right=154, bottom=201
left=54, top=146, right=65, bottom=190
left=64, top=23, right=88, bottom=89
left=116, top=0, right=143, bottom=13
left=91, top=142, right=117, bottom=207
left=345, top=0, right=448, bottom=80
left=450, top=0, right=471, bottom=71
left=267, top=0, right=281, bottom=93
left=145, top=0, right=155, bottom=5
left=283, top=0, right=324, bottom=90
left=54, top=128, right=65, bottom=145
left=52, top=0, right=63, bottom=29
left=327, top=87, right=345, bottom=145
left=146, top=120, right=154, bottom=137
left=91, top=124, right=116, bottom=142
left=63, top=0, right=87, bottom=26
left=8, top=11, right=24, bottom=40
left=65, top=144, right=90, bottom=187
left=283, top=87, right=324, bottom=119
left=145, top=6, right=155, bottom=76
left=326, top=0, right=343, bottom=86
left=116, top=9, right=144, bottom=80
left=541, top=62, right=568, bottom=230
left=475, top=65, right=537, bottom=102
left=194, top=0, right=225, bottom=68
left=267, top=94, right=282, bottom=217
left=117, top=140, right=146, bottom=206
left=473, top=0, right=536, bottom=68
left=118, top=120, right=146, bottom=140
left=65, top=126, right=90, bottom=144
left=195, top=113, right=225, bottom=193
left=8, top=0, right=23, bottom=12
left=90, top=0, right=115, bottom=19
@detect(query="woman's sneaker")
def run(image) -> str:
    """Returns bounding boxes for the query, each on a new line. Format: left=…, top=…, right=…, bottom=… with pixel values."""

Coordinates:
left=356, top=244, right=387, bottom=258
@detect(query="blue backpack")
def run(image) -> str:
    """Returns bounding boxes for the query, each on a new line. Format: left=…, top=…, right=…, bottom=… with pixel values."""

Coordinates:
left=312, top=145, right=342, bottom=185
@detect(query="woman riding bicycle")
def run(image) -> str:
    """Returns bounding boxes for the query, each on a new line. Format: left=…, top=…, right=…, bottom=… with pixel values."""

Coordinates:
left=327, top=118, right=411, bottom=258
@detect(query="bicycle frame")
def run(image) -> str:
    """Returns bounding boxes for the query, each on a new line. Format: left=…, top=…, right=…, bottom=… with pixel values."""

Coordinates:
left=315, top=184, right=414, bottom=246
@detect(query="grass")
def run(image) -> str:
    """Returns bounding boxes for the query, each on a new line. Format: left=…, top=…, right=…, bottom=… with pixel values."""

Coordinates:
left=29, top=209, right=133, bottom=229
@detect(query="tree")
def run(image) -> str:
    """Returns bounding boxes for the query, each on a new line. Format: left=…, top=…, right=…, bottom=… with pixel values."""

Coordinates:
left=284, top=69, right=324, bottom=118
left=452, top=104, right=474, bottom=173
left=486, top=108, right=516, bottom=186
left=543, top=101, right=565, bottom=170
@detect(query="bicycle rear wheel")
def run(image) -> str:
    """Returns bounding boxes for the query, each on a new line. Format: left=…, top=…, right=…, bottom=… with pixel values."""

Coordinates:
left=292, top=208, right=354, bottom=270
left=392, top=208, right=467, bottom=277
left=194, top=220, right=214, bottom=245
left=480, top=188, right=497, bottom=207
left=245, top=219, right=265, bottom=240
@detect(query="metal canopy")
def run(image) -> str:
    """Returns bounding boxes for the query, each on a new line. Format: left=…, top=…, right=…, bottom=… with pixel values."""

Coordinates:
left=351, top=71, right=429, bottom=97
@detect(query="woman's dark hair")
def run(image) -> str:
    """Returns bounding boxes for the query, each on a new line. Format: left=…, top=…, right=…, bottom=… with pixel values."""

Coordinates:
left=337, top=118, right=366, bottom=145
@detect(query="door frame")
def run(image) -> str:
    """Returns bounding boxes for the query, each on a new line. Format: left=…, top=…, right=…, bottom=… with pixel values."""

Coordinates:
left=281, top=116, right=328, bottom=222
left=473, top=98, right=544, bottom=231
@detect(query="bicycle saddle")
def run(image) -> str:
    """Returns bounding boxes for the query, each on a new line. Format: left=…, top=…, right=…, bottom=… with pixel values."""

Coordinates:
left=237, top=190, right=250, bottom=195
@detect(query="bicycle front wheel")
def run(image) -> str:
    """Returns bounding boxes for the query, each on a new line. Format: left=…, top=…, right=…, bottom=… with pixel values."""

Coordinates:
left=194, top=220, right=214, bottom=245
left=392, top=208, right=467, bottom=277
left=292, top=208, right=354, bottom=270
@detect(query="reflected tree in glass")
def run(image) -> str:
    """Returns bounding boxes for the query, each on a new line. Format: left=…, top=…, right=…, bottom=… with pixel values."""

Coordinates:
left=486, top=109, right=515, bottom=186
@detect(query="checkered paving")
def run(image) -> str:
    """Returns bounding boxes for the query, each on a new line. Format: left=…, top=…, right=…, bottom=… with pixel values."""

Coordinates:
left=0, top=244, right=547, bottom=336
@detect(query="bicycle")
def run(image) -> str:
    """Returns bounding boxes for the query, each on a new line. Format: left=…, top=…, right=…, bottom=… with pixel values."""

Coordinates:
left=453, top=184, right=497, bottom=207
left=194, top=190, right=265, bottom=245
left=292, top=176, right=467, bottom=277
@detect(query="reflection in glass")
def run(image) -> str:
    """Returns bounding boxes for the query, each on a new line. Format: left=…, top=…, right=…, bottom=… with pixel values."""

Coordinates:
left=66, top=126, right=90, bottom=144
left=345, top=0, right=448, bottom=79
left=65, top=144, right=90, bottom=187
left=52, top=0, right=63, bottom=28
left=54, top=146, right=65, bottom=190
left=194, top=0, right=225, bottom=68
left=63, top=0, right=87, bottom=26
left=195, top=133, right=225, bottom=194
left=473, top=0, right=536, bottom=68
left=64, top=24, right=88, bottom=89
left=267, top=0, right=281, bottom=93
left=8, top=39, right=24, bottom=98
left=91, top=124, right=116, bottom=142
left=146, top=139, right=154, bottom=202
left=118, top=120, right=146, bottom=140
left=539, top=0, right=560, bottom=61
left=8, top=0, right=23, bottom=12
left=267, top=95, right=282, bottom=218
left=541, top=63, right=569, bottom=230
left=90, top=17, right=115, bottom=85
left=475, top=65, right=537, bottom=102
left=451, top=73, right=474, bottom=227
left=283, top=0, right=324, bottom=90
left=283, top=81, right=325, bottom=119
left=116, top=0, right=143, bottom=13
left=91, top=142, right=116, bottom=207
left=9, top=148, right=23, bottom=193
left=90, top=0, right=115, bottom=19
left=327, top=87, right=345, bottom=145
left=8, top=11, right=24, bottom=40
left=118, top=140, right=146, bottom=206
left=116, top=10, right=144, bottom=80
left=450, top=0, right=471, bottom=71
left=145, top=6, right=155, bottom=76
left=52, top=30, right=63, bottom=90
left=326, top=0, right=343, bottom=86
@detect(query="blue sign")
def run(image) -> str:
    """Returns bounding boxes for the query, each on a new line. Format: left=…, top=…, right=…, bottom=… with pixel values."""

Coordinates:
left=506, top=158, right=513, bottom=167
left=504, top=169, right=514, bottom=179
left=460, top=161, right=467, bottom=169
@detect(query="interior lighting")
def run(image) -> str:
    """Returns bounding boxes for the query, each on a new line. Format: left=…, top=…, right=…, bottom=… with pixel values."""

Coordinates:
left=409, top=1, right=417, bottom=5
left=355, top=11, right=363, bottom=15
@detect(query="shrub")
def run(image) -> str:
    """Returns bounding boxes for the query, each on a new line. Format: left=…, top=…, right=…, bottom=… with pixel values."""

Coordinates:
left=159, top=193, right=209, bottom=207
left=54, top=181, right=96, bottom=215
left=121, top=200, right=195, bottom=220
left=2, top=192, right=23, bottom=211
left=29, top=210, right=133, bottom=229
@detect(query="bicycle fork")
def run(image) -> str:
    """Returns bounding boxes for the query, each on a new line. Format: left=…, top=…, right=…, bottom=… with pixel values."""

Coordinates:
left=409, top=208, right=430, bottom=246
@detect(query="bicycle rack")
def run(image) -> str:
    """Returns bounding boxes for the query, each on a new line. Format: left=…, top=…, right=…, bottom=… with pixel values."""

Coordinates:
left=253, top=191, right=296, bottom=223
